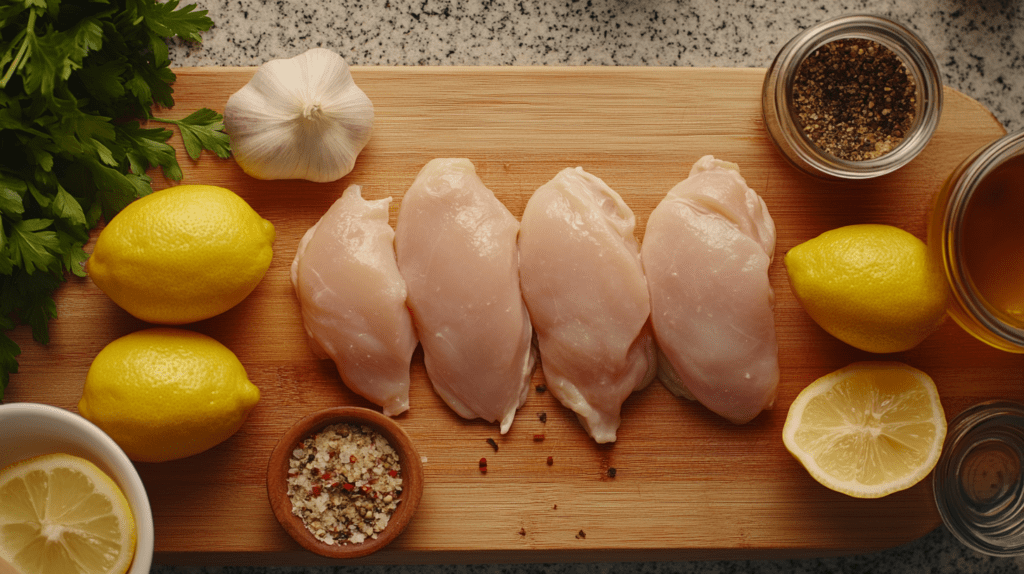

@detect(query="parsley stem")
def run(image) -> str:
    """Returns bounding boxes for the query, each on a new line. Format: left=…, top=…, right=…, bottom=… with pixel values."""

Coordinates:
left=0, top=10, right=36, bottom=89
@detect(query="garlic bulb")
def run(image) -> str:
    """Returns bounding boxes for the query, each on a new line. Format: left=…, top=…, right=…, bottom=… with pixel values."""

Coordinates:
left=224, top=48, right=374, bottom=183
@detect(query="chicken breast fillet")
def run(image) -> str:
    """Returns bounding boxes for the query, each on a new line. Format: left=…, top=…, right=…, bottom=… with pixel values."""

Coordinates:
left=641, top=155, right=779, bottom=424
left=519, top=167, right=657, bottom=443
left=395, top=158, right=537, bottom=433
left=291, top=185, right=419, bottom=416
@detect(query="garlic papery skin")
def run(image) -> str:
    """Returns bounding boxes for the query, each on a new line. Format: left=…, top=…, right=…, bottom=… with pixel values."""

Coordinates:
left=224, top=48, right=374, bottom=183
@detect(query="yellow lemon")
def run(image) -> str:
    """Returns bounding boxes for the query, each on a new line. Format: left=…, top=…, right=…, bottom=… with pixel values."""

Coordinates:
left=78, top=328, right=260, bottom=463
left=87, top=184, right=275, bottom=325
left=783, top=361, right=947, bottom=498
left=784, top=224, right=948, bottom=353
left=0, top=453, right=136, bottom=574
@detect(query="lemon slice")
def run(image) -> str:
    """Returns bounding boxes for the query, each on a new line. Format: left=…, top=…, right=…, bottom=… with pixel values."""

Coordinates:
left=0, top=453, right=137, bottom=574
left=782, top=361, right=947, bottom=498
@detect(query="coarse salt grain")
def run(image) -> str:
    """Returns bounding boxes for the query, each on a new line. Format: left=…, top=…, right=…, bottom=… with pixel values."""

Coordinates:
left=286, top=422, right=403, bottom=546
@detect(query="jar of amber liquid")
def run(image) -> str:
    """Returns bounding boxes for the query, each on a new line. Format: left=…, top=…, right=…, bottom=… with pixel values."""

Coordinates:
left=929, top=130, right=1024, bottom=352
left=762, top=14, right=943, bottom=179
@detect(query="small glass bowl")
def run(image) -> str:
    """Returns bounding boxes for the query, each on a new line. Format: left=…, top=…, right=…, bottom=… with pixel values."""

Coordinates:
left=934, top=401, right=1024, bottom=556
left=927, top=130, right=1024, bottom=353
left=762, top=14, right=943, bottom=180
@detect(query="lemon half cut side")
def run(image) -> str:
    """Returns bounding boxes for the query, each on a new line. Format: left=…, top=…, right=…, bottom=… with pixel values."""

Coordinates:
left=0, top=453, right=137, bottom=574
left=782, top=361, right=947, bottom=499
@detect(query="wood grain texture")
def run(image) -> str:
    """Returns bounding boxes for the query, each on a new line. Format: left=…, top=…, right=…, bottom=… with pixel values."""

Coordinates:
left=5, top=66, right=1021, bottom=564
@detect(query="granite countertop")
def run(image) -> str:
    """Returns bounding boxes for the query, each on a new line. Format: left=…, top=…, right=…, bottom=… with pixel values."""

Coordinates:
left=158, top=1, right=1023, bottom=573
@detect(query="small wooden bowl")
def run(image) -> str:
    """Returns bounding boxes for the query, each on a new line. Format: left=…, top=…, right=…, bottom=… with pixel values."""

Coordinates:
left=267, top=407, right=423, bottom=559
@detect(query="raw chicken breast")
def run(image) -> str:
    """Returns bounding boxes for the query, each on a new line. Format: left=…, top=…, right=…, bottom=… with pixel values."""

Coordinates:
left=519, top=167, right=657, bottom=443
left=395, top=158, right=536, bottom=433
left=291, top=185, right=418, bottom=416
left=641, top=155, right=779, bottom=424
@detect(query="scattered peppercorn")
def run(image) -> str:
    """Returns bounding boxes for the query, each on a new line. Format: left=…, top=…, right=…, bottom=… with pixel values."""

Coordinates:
left=486, top=438, right=499, bottom=452
left=791, top=38, right=917, bottom=161
left=535, top=383, right=547, bottom=393
left=607, top=467, right=617, bottom=478
left=518, top=527, right=527, bottom=536
left=576, top=529, right=586, bottom=539
left=538, top=412, right=547, bottom=423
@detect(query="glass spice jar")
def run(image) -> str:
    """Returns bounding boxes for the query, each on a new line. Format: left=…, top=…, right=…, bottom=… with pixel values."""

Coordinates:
left=762, top=14, right=943, bottom=180
left=933, top=400, right=1024, bottom=556
left=928, top=130, right=1024, bottom=353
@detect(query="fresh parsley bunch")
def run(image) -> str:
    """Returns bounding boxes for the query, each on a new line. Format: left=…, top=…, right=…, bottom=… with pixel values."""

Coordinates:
left=0, top=0, right=232, bottom=400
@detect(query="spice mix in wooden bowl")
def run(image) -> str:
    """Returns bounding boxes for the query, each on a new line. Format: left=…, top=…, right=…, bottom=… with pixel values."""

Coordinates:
left=267, top=407, right=424, bottom=559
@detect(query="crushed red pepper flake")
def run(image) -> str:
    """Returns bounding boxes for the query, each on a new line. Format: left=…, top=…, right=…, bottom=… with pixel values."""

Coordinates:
left=546, top=456, right=554, bottom=466
left=576, top=529, right=586, bottom=539
left=533, top=433, right=545, bottom=442
left=486, top=438, right=499, bottom=452
left=286, top=422, right=403, bottom=546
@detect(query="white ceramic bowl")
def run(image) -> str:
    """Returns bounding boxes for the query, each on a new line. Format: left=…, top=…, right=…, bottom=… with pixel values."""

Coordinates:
left=0, top=402, right=154, bottom=574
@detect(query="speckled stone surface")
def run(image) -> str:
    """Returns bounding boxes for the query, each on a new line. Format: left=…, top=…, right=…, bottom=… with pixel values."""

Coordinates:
left=157, top=1, right=1024, bottom=572
left=167, top=0, right=1024, bottom=131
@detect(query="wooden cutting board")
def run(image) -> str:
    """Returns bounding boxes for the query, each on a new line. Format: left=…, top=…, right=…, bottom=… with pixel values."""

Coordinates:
left=5, top=67, right=1021, bottom=565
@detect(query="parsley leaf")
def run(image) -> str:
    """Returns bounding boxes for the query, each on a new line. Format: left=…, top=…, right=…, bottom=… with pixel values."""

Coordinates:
left=9, top=219, right=61, bottom=276
left=0, top=0, right=229, bottom=401
left=153, top=108, right=232, bottom=161
left=137, top=0, right=212, bottom=44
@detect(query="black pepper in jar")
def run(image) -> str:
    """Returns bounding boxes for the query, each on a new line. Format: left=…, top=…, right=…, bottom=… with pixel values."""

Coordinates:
left=791, top=38, right=917, bottom=161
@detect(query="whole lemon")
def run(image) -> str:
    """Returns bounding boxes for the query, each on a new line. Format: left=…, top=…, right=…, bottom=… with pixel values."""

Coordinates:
left=87, top=184, right=275, bottom=325
left=78, top=328, right=261, bottom=463
left=784, top=224, right=949, bottom=353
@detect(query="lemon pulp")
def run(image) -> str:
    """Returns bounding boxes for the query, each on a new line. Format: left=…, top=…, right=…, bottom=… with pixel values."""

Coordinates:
left=782, top=361, right=947, bottom=498
left=0, top=453, right=136, bottom=574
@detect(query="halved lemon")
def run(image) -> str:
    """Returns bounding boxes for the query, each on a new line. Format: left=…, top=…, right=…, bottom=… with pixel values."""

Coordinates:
left=0, top=453, right=137, bottom=574
left=782, top=361, right=947, bottom=499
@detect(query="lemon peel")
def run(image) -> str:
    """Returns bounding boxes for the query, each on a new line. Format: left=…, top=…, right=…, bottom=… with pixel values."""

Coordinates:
left=784, top=224, right=948, bottom=353
left=78, top=328, right=260, bottom=463
left=87, top=184, right=275, bottom=325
